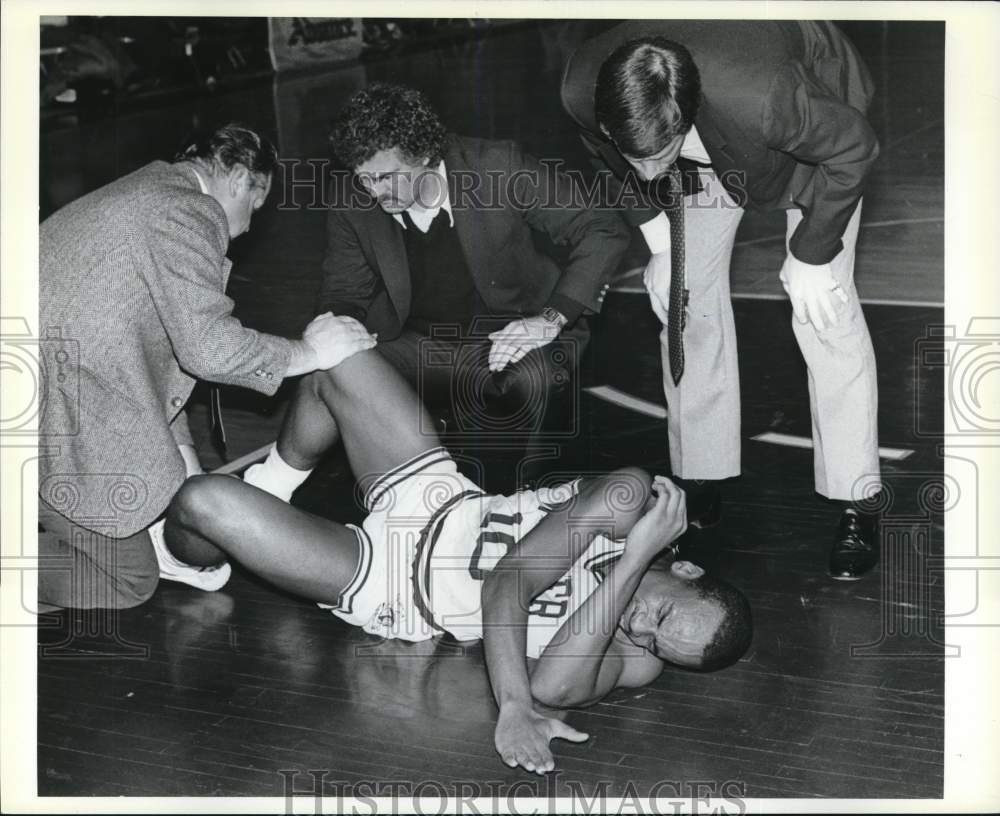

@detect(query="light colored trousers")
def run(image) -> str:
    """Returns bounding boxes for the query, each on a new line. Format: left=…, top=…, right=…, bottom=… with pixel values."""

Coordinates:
left=646, top=170, right=880, bottom=500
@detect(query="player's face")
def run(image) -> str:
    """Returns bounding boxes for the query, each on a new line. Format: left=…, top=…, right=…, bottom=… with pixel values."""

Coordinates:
left=222, top=168, right=270, bottom=238
left=621, top=134, right=685, bottom=182
left=619, top=561, right=725, bottom=667
left=355, top=148, right=434, bottom=213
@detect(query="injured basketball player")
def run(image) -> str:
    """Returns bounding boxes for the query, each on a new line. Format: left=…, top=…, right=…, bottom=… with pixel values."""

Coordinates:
left=162, top=319, right=752, bottom=775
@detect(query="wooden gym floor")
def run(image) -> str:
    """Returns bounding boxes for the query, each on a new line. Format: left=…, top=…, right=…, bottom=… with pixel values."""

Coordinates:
left=38, top=20, right=945, bottom=800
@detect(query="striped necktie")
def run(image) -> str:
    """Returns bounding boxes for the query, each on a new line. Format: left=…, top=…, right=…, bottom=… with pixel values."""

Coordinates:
left=666, top=165, right=689, bottom=385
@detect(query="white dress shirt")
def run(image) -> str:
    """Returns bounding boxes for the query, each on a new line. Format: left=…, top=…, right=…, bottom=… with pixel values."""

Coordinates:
left=191, top=166, right=209, bottom=195
left=392, top=161, right=454, bottom=233
left=638, top=125, right=712, bottom=255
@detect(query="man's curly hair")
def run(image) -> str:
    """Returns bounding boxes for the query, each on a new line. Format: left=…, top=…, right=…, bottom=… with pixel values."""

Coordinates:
left=329, top=83, right=448, bottom=169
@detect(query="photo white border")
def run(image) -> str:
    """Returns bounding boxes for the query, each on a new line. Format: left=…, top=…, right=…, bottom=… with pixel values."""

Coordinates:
left=2, top=1, right=997, bottom=812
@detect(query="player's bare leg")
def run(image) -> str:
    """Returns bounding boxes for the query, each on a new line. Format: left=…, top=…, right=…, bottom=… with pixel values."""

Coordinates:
left=164, top=475, right=361, bottom=602
left=276, top=348, right=443, bottom=494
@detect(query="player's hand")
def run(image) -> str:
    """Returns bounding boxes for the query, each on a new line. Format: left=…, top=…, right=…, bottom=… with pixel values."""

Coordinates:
left=487, top=315, right=561, bottom=373
left=643, top=251, right=672, bottom=326
left=626, top=476, right=687, bottom=563
left=494, top=703, right=589, bottom=775
left=303, top=313, right=377, bottom=371
left=778, top=254, right=848, bottom=333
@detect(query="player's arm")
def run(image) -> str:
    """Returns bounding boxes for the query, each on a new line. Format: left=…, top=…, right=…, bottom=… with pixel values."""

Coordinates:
left=481, top=468, right=651, bottom=774
left=481, top=506, right=595, bottom=775
left=137, top=197, right=295, bottom=393
left=528, top=478, right=686, bottom=708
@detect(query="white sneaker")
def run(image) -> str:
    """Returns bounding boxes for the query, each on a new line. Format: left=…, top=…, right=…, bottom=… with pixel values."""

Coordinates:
left=148, top=520, right=231, bottom=591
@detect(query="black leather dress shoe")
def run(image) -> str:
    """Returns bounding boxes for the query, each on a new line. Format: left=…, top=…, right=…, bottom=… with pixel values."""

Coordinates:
left=671, top=478, right=723, bottom=529
left=689, top=484, right=722, bottom=529
left=829, top=508, right=879, bottom=580
left=663, top=480, right=723, bottom=564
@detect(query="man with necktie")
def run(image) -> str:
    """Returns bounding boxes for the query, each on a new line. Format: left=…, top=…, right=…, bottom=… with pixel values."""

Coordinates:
left=561, top=21, right=883, bottom=578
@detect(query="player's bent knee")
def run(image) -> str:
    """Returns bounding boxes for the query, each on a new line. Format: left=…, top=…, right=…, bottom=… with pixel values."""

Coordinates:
left=308, top=353, right=372, bottom=401
left=602, top=467, right=652, bottom=527
left=596, top=466, right=651, bottom=502
left=300, top=368, right=340, bottom=404
left=575, top=467, right=651, bottom=535
left=170, top=474, right=238, bottom=535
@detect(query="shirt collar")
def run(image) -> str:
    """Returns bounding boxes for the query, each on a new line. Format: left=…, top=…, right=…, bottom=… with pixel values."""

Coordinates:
left=190, top=165, right=210, bottom=195
left=392, top=161, right=454, bottom=232
left=679, top=125, right=711, bottom=166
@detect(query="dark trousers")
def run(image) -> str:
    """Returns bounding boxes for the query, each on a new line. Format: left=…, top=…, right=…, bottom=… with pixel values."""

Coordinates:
left=376, top=319, right=590, bottom=485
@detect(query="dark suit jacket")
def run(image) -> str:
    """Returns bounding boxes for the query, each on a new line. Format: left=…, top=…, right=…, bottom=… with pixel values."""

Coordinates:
left=561, top=20, right=879, bottom=265
left=317, top=135, right=630, bottom=338
left=39, top=161, right=294, bottom=537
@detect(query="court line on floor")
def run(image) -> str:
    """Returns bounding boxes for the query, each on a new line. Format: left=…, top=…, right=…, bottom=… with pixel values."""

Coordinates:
left=584, top=385, right=915, bottom=461
left=726, top=291, right=944, bottom=308
left=614, top=215, right=944, bottom=286
left=882, top=118, right=945, bottom=151
left=211, top=444, right=272, bottom=475
left=750, top=431, right=914, bottom=462
left=610, top=284, right=943, bottom=309
left=734, top=216, right=944, bottom=248
left=584, top=385, right=668, bottom=419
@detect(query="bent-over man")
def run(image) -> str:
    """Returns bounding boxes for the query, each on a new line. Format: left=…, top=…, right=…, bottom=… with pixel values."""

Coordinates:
left=561, top=21, right=883, bottom=578
left=39, top=123, right=374, bottom=608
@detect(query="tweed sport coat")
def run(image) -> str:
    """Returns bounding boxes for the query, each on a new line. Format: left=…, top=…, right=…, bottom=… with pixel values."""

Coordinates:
left=39, top=160, right=295, bottom=538
left=316, top=134, right=631, bottom=338
left=561, top=20, right=879, bottom=266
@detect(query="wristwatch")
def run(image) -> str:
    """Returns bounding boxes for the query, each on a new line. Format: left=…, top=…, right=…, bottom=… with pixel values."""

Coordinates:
left=541, top=306, right=567, bottom=328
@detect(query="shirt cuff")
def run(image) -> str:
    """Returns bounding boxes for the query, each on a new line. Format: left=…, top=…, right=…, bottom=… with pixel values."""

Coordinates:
left=638, top=212, right=672, bottom=256
left=545, top=293, right=586, bottom=326
left=169, top=409, right=194, bottom=447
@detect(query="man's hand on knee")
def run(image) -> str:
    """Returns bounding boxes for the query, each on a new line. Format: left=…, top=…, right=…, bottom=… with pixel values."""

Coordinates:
left=487, top=314, right=562, bottom=373
left=778, top=254, right=849, bottom=333
left=304, top=313, right=378, bottom=371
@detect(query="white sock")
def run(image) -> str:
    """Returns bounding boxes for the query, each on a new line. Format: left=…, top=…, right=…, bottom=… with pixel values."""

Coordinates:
left=243, top=444, right=312, bottom=502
